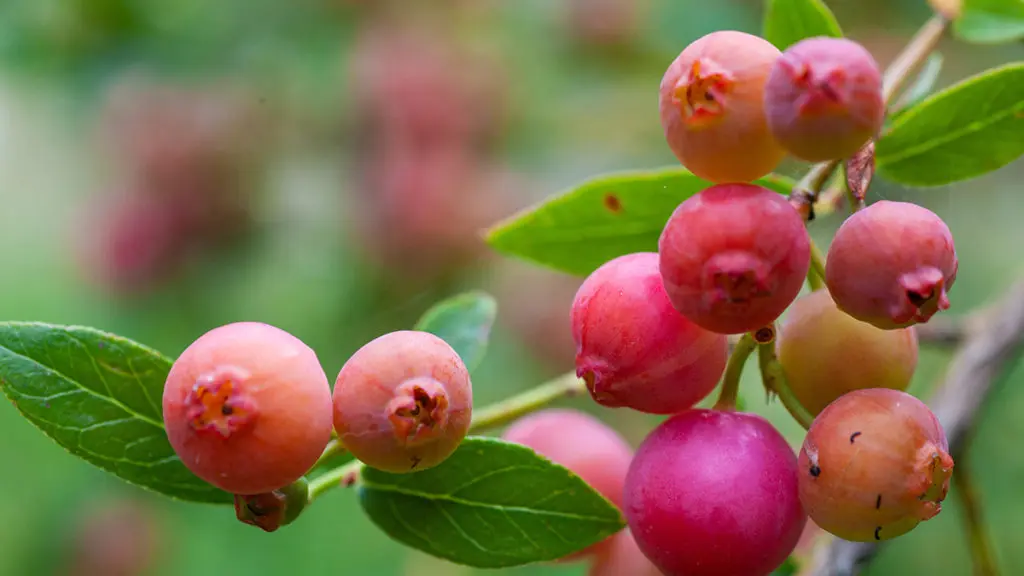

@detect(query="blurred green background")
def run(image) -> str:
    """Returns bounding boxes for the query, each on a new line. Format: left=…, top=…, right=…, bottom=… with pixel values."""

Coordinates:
left=0, top=0, right=1021, bottom=574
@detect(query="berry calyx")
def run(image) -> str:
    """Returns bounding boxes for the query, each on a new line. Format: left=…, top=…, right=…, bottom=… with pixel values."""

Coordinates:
left=660, top=30, right=787, bottom=183
left=183, top=365, right=258, bottom=438
left=572, top=252, right=728, bottom=414
left=798, top=388, right=954, bottom=542
left=333, top=330, right=472, bottom=473
left=659, top=183, right=811, bottom=334
left=825, top=200, right=958, bottom=329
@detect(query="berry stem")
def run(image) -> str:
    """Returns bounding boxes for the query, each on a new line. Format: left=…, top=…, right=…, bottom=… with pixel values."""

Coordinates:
left=790, top=14, right=950, bottom=219
left=307, top=459, right=364, bottom=502
left=313, top=438, right=347, bottom=468
left=757, top=338, right=815, bottom=430
left=306, top=371, right=587, bottom=500
left=841, top=162, right=865, bottom=213
left=713, top=333, right=756, bottom=411
left=955, top=464, right=1001, bottom=576
left=807, top=239, right=827, bottom=292
left=469, top=371, right=587, bottom=432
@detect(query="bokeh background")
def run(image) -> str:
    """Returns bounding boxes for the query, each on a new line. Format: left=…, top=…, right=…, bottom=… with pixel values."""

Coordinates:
left=0, top=0, right=1021, bottom=574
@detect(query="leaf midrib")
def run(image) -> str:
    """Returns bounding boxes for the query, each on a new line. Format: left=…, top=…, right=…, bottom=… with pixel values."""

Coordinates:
left=360, top=479, right=622, bottom=524
left=879, top=89, right=1024, bottom=166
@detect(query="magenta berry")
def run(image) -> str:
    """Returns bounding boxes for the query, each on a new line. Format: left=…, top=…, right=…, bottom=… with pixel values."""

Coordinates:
left=825, top=200, right=958, bottom=329
left=764, top=37, right=884, bottom=162
left=659, top=183, right=811, bottom=334
left=502, top=409, right=633, bottom=559
left=799, top=388, right=954, bottom=542
left=777, top=289, right=919, bottom=415
left=162, top=322, right=334, bottom=495
left=624, top=410, right=806, bottom=576
left=333, top=330, right=472, bottom=473
left=572, top=252, right=728, bottom=413
left=660, top=30, right=787, bottom=183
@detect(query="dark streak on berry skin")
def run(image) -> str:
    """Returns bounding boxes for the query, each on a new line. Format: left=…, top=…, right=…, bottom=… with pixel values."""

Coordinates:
left=874, top=526, right=882, bottom=540
left=809, top=465, right=821, bottom=477
left=876, top=494, right=882, bottom=509
left=850, top=431, right=862, bottom=444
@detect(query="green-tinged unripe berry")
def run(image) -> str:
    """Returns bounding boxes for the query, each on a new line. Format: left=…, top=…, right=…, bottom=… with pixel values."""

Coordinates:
left=777, top=289, right=918, bottom=415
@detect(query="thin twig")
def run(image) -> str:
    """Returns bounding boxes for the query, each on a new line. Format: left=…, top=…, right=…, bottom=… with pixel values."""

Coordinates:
left=955, top=464, right=1001, bottom=576
left=808, top=280, right=1024, bottom=575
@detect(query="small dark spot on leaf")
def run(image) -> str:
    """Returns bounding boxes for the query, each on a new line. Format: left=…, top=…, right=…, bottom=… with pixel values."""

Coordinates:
left=876, top=494, right=882, bottom=509
left=603, top=193, right=623, bottom=213
left=874, top=526, right=882, bottom=540
left=809, top=465, right=821, bottom=477
left=850, top=431, right=862, bottom=444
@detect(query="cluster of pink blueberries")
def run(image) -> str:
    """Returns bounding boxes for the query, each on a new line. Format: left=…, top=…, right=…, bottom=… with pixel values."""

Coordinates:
left=160, top=29, right=959, bottom=576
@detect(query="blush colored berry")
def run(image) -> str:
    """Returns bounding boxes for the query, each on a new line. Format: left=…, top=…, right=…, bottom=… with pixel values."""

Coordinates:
left=777, top=289, right=919, bottom=416
left=502, top=409, right=633, bottom=559
left=660, top=30, right=787, bottom=183
left=798, top=388, right=954, bottom=542
left=333, top=330, right=472, bottom=473
left=588, top=530, right=662, bottom=576
left=162, top=322, right=334, bottom=495
left=764, top=37, right=884, bottom=162
left=659, top=183, right=811, bottom=334
left=624, top=409, right=806, bottom=576
left=825, top=201, right=958, bottom=330
left=573, top=252, right=728, bottom=413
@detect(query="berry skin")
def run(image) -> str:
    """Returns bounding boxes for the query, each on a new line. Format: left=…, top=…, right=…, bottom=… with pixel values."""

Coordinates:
left=573, top=252, right=728, bottom=413
left=333, top=331, right=472, bottom=473
left=777, top=289, right=919, bottom=416
left=162, top=322, right=334, bottom=495
left=659, top=183, right=811, bottom=335
left=624, top=410, right=806, bottom=576
left=765, top=37, right=884, bottom=162
left=501, top=409, right=633, bottom=559
left=588, top=529, right=662, bottom=576
left=798, top=388, right=954, bottom=542
left=660, top=30, right=787, bottom=183
left=825, top=201, right=958, bottom=330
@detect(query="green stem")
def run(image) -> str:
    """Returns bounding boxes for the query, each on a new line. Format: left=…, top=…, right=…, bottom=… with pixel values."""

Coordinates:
left=757, top=339, right=815, bottom=430
left=308, top=459, right=364, bottom=503
left=470, top=371, right=587, bottom=432
left=314, top=439, right=346, bottom=468
left=807, top=238, right=827, bottom=292
left=306, top=371, right=588, bottom=500
left=714, top=333, right=757, bottom=411
left=956, top=464, right=1001, bottom=576
left=882, top=15, right=950, bottom=104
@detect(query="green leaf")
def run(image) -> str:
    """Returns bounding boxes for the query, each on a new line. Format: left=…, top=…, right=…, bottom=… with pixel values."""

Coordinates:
left=876, top=62, right=1024, bottom=187
left=954, top=0, right=1024, bottom=44
left=771, top=556, right=801, bottom=575
left=763, top=0, right=843, bottom=51
left=485, top=167, right=796, bottom=277
left=0, top=322, right=230, bottom=504
left=414, top=291, right=497, bottom=373
left=358, top=437, right=626, bottom=568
